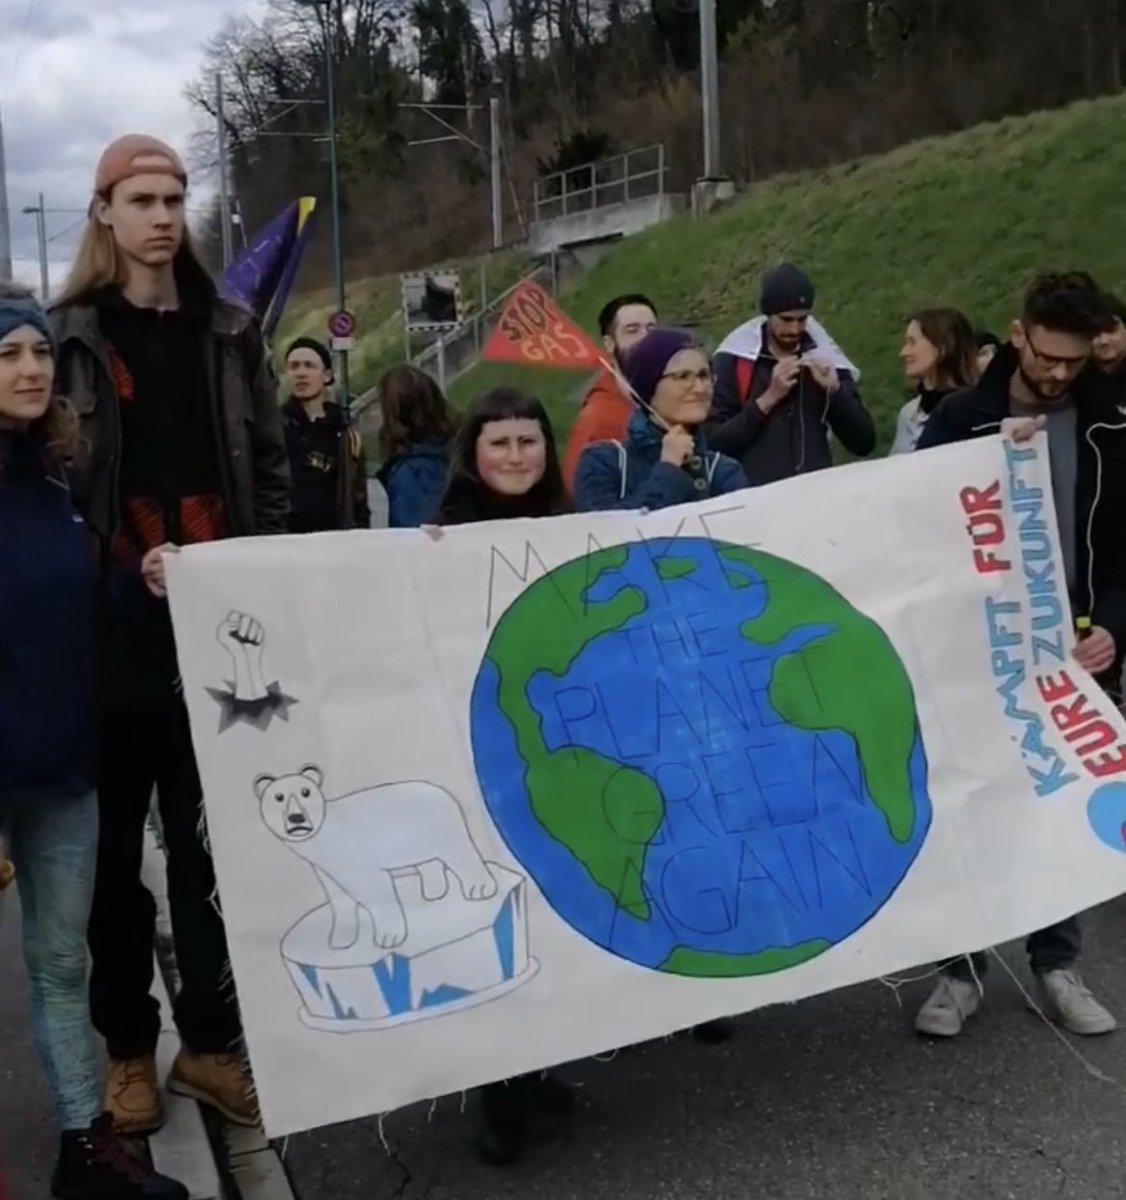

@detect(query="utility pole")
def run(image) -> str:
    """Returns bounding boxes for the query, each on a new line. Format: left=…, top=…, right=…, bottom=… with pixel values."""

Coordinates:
left=489, top=93, right=503, bottom=250
left=321, top=11, right=345, bottom=398
left=0, top=102, right=11, bottom=282
left=296, top=0, right=349, bottom=403
left=232, top=195, right=248, bottom=251
left=699, top=0, right=721, bottom=179
left=216, top=73, right=235, bottom=269
left=21, top=194, right=48, bottom=300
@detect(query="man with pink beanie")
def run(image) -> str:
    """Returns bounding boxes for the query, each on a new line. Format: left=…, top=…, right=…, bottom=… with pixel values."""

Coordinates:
left=51, top=133, right=289, bottom=1135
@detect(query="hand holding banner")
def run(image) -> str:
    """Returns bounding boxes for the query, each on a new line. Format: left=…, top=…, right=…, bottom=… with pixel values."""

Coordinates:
left=481, top=281, right=603, bottom=370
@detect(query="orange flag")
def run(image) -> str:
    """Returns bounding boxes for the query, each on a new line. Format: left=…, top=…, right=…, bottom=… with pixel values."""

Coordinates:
left=481, top=280, right=604, bottom=370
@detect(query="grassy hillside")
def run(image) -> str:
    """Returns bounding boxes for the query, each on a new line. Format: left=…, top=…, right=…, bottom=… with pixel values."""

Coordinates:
left=449, top=94, right=1126, bottom=451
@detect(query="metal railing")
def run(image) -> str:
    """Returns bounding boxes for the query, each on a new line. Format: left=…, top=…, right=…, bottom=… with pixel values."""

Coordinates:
left=350, top=257, right=560, bottom=423
left=411, top=255, right=559, bottom=389
left=532, top=145, right=666, bottom=223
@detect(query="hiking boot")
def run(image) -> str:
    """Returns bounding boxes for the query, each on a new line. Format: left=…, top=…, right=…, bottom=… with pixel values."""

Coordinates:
left=691, top=1018, right=735, bottom=1045
left=51, top=1113, right=187, bottom=1199
left=1032, top=969, right=1117, bottom=1036
left=476, top=1083, right=527, bottom=1167
left=915, top=975, right=981, bottom=1037
left=104, top=1056, right=164, bottom=1135
left=168, top=1050, right=259, bottom=1126
left=533, top=1072, right=576, bottom=1116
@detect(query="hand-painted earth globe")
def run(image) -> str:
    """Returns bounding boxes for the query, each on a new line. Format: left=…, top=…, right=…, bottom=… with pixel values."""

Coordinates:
left=470, top=537, right=932, bottom=977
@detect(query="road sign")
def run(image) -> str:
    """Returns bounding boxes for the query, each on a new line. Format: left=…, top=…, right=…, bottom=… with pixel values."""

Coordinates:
left=328, top=309, right=356, bottom=339
left=331, top=336, right=355, bottom=352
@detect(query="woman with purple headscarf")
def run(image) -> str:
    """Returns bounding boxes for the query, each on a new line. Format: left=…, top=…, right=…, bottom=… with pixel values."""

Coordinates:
left=572, top=327, right=746, bottom=511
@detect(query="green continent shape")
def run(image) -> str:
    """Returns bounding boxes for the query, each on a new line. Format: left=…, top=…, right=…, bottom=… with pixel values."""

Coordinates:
left=721, top=545, right=919, bottom=843
left=485, top=546, right=664, bottom=918
left=656, top=556, right=697, bottom=582
left=660, top=939, right=831, bottom=977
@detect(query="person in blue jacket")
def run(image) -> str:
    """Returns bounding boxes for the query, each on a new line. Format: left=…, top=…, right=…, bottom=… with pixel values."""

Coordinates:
left=0, top=283, right=186, bottom=1199
left=573, top=326, right=746, bottom=511
left=374, top=364, right=458, bottom=526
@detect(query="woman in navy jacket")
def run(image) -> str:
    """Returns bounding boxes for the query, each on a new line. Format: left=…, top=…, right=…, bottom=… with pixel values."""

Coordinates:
left=573, top=327, right=746, bottom=511
left=0, top=285, right=186, bottom=1199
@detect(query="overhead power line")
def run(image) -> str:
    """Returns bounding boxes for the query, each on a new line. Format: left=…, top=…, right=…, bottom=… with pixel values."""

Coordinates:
left=8, top=0, right=38, bottom=90
left=47, top=215, right=86, bottom=244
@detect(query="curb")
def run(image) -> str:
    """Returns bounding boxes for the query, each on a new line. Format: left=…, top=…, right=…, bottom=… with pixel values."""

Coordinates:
left=142, top=827, right=297, bottom=1200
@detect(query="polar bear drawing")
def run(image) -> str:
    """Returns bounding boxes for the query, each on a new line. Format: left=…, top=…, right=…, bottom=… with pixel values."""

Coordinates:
left=254, top=766, right=498, bottom=951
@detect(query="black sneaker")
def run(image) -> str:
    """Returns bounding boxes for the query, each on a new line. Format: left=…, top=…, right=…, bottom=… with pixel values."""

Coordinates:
left=51, top=1113, right=188, bottom=1200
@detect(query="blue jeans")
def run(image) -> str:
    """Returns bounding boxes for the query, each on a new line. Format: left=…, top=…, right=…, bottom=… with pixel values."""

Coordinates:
left=941, top=916, right=1082, bottom=981
left=0, top=789, right=101, bottom=1132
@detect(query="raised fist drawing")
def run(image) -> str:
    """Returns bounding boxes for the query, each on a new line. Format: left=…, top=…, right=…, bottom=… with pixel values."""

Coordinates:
left=218, top=611, right=269, bottom=703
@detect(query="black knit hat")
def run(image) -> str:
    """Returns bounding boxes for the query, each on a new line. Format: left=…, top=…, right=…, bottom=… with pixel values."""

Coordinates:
left=760, top=263, right=815, bottom=316
left=286, top=336, right=333, bottom=372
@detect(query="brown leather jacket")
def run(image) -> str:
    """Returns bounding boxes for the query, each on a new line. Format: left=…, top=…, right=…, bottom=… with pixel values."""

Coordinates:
left=50, top=292, right=290, bottom=551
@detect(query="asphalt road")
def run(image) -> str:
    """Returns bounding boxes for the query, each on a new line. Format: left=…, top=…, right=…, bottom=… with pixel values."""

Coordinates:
left=2, top=890, right=59, bottom=1198
left=9, top=895, right=1126, bottom=1200
left=282, top=893, right=1126, bottom=1200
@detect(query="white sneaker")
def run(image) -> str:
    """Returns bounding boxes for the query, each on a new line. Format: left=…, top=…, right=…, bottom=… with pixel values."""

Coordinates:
left=915, top=975, right=981, bottom=1037
left=1033, top=969, right=1117, bottom=1036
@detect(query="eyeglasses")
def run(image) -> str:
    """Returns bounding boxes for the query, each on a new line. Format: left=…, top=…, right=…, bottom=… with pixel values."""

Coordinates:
left=1022, top=326, right=1089, bottom=370
left=661, top=369, right=713, bottom=386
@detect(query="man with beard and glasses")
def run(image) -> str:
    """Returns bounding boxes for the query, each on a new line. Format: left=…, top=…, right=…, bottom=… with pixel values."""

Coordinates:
left=561, top=293, right=657, bottom=491
left=914, top=271, right=1125, bottom=1040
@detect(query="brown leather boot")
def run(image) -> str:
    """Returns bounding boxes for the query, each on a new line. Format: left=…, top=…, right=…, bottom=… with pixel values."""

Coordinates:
left=168, top=1051, right=260, bottom=1127
left=103, top=1054, right=165, bottom=1135
left=0, top=838, right=14, bottom=890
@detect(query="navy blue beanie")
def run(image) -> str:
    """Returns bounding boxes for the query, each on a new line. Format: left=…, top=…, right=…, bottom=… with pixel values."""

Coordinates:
left=0, top=294, right=53, bottom=354
left=621, top=327, right=702, bottom=407
left=760, top=262, right=815, bottom=316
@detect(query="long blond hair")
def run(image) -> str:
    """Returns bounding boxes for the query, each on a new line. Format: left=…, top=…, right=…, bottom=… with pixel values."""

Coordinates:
left=55, top=216, right=214, bottom=308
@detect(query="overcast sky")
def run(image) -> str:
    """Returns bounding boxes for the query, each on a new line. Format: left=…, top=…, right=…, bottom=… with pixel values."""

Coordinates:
left=1, top=0, right=267, bottom=291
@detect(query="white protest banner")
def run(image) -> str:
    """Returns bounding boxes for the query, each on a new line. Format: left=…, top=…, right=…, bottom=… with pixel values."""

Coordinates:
left=167, top=434, right=1126, bottom=1136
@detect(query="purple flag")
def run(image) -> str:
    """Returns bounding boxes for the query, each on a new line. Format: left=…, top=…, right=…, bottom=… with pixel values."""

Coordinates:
left=222, top=197, right=317, bottom=338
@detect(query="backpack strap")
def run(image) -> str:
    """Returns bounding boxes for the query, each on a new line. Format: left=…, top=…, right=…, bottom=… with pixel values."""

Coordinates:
left=610, top=439, right=628, bottom=500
